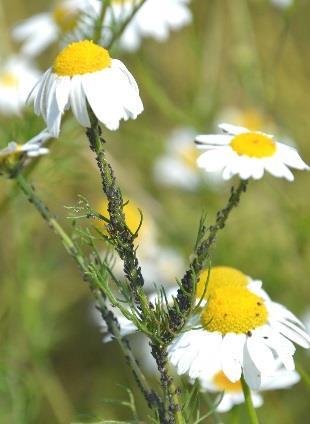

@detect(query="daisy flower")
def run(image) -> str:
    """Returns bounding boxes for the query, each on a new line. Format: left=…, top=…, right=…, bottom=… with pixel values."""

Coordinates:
left=168, top=267, right=310, bottom=390
left=105, top=0, right=192, bottom=52
left=12, top=0, right=100, bottom=57
left=0, top=129, right=51, bottom=172
left=198, top=361, right=300, bottom=413
left=0, top=56, right=41, bottom=115
left=195, top=123, right=309, bottom=181
left=29, top=40, right=143, bottom=136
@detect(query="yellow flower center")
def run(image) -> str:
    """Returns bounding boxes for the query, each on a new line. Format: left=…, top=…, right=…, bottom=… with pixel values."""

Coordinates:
left=53, top=40, right=112, bottom=77
left=53, top=5, right=80, bottom=33
left=196, top=266, right=248, bottom=301
left=213, top=371, right=242, bottom=393
left=0, top=72, right=19, bottom=87
left=230, top=132, right=276, bottom=158
left=201, top=285, right=268, bottom=334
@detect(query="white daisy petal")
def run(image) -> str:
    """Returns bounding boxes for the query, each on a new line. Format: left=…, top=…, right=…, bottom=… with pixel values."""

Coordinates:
left=246, top=336, right=276, bottom=376
left=221, top=333, right=245, bottom=382
left=69, top=76, right=90, bottom=127
left=55, top=76, right=71, bottom=112
left=276, top=143, right=309, bottom=170
left=218, top=123, right=249, bottom=135
left=195, top=134, right=232, bottom=146
left=197, top=148, right=232, bottom=172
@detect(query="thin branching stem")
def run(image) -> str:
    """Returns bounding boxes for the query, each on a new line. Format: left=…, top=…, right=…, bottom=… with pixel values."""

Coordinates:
left=167, top=180, right=248, bottom=338
left=15, top=172, right=162, bottom=414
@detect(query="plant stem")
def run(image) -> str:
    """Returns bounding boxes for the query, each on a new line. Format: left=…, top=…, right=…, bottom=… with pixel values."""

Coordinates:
left=168, top=179, right=248, bottom=337
left=15, top=172, right=161, bottom=414
left=85, top=112, right=151, bottom=319
left=107, top=0, right=147, bottom=49
left=241, top=375, right=259, bottom=424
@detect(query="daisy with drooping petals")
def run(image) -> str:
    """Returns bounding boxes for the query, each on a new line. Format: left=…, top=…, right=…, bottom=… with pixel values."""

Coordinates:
left=198, top=361, right=300, bottom=413
left=195, top=123, right=309, bottom=181
left=105, top=0, right=192, bottom=52
left=168, top=267, right=310, bottom=390
left=0, top=57, right=41, bottom=115
left=29, top=40, right=143, bottom=136
left=12, top=0, right=100, bottom=57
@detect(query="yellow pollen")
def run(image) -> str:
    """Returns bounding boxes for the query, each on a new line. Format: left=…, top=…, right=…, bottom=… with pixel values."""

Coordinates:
left=0, top=72, right=19, bottom=87
left=201, top=285, right=268, bottom=334
left=196, top=266, right=248, bottom=301
left=53, top=40, right=112, bottom=77
left=230, top=132, right=276, bottom=158
left=213, top=371, right=242, bottom=393
left=53, top=6, right=79, bottom=33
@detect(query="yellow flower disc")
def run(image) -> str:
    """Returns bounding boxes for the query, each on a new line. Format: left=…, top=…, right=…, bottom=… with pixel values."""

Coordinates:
left=201, top=285, right=268, bottom=334
left=196, top=266, right=248, bottom=301
left=53, top=5, right=79, bottom=33
left=230, top=132, right=276, bottom=158
left=53, top=40, right=112, bottom=77
left=213, top=371, right=242, bottom=393
left=0, top=73, right=19, bottom=87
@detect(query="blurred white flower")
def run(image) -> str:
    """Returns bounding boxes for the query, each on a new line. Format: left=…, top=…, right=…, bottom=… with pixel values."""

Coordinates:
left=196, top=123, right=309, bottom=181
left=106, top=0, right=192, bottom=52
left=154, top=127, right=223, bottom=191
left=271, top=0, right=294, bottom=9
left=29, top=40, right=143, bottom=136
left=12, top=0, right=100, bottom=57
left=0, top=57, right=41, bottom=115
left=168, top=268, right=310, bottom=390
left=198, top=361, right=300, bottom=413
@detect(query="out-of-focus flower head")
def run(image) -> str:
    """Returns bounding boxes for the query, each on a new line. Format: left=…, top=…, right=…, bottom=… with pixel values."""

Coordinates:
left=29, top=40, right=143, bottom=136
left=271, top=0, right=294, bottom=9
left=195, top=123, right=309, bottom=181
left=0, top=129, right=52, bottom=174
left=198, top=361, right=300, bottom=413
left=0, top=56, right=41, bottom=116
left=105, top=0, right=192, bottom=52
left=12, top=0, right=101, bottom=57
left=153, top=127, right=223, bottom=191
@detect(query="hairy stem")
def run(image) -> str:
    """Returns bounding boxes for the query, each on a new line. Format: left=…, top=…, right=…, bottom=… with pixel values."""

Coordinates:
left=168, top=180, right=248, bottom=337
left=151, top=345, right=184, bottom=424
left=86, top=112, right=151, bottom=319
left=241, top=375, right=260, bottom=424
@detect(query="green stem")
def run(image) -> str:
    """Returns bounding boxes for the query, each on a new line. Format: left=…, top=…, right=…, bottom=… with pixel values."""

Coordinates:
left=168, top=179, right=249, bottom=338
left=241, top=375, right=259, bottom=424
left=107, top=0, right=147, bottom=49
left=15, top=172, right=161, bottom=414
left=93, top=0, right=111, bottom=43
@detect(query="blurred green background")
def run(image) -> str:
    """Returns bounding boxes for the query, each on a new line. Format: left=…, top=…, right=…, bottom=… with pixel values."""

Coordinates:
left=0, top=0, right=309, bottom=423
